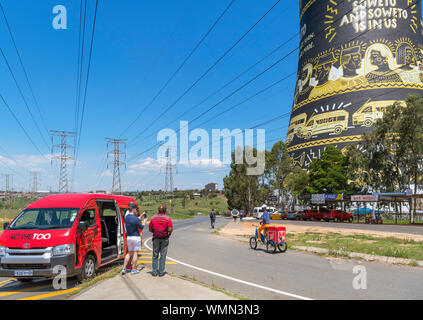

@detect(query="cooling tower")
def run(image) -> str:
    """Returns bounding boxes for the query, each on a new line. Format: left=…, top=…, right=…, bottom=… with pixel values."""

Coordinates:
left=287, top=0, right=423, bottom=167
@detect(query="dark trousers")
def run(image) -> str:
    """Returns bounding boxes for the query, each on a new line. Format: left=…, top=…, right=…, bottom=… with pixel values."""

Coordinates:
left=152, top=238, right=169, bottom=275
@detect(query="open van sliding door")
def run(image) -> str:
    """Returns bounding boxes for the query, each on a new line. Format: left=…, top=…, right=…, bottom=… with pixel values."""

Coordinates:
left=95, top=199, right=124, bottom=263
left=115, top=200, right=124, bottom=257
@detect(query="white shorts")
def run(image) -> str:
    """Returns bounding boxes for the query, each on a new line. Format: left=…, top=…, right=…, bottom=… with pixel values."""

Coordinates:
left=127, top=236, right=141, bottom=252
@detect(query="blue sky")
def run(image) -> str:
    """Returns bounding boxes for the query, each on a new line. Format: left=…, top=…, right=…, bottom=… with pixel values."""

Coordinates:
left=0, top=0, right=300, bottom=192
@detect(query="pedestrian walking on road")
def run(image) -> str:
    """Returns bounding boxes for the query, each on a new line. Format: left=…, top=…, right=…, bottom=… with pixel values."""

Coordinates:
left=149, top=205, right=173, bottom=277
left=122, top=203, right=144, bottom=275
left=210, top=209, right=216, bottom=229
left=239, top=210, right=244, bottom=222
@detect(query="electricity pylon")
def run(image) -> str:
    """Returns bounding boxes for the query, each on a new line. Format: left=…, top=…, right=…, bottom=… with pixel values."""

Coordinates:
left=106, top=138, right=127, bottom=194
left=30, top=170, right=40, bottom=195
left=161, top=147, right=177, bottom=214
left=2, top=173, right=13, bottom=206
left=51, top=130, right=76, bottom=193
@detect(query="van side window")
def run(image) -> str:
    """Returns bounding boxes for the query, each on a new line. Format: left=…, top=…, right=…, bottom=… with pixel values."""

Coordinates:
left=362, top=106, right=372, bottom=113
left=307, top=120, right=313, bottom=127
left=337, top=116, right=345, bottom=121
left=80, top=209, right=96, bottom=227
left=102, top=208, right=118, bottom=217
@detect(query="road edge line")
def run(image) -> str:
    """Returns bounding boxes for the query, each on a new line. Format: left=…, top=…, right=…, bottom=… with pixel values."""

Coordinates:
left=144, top=237, right=314, bottom=301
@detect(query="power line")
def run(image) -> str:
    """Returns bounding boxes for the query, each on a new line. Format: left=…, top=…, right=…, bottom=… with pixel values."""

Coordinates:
left=72, top=0, right=99, bottom=192
left=0, top=94, right=49, bottom=160
left=117, top=0, right=195, bottom=138
left=140, top=35, right=298, bottom=144
left=0, top=48, right=50, bottom=150
left=130, top=0, right=347, bottom=146
left=127, top=51, right=297, bottom=162
left=128, top=0, right=421, bottom=162
left=75, top=0, right=99, bottom=156
left=0, top=2, right=49, bottom=135
left=119, top=0, right=235, bottom=138
left=128, top=0, right=282, bottom=144
left=74, top=0, right=86, bottom=133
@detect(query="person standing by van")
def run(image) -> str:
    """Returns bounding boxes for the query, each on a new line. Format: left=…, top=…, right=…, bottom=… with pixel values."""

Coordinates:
left=122, top=203, right=144, bottom=275
left=149, top=205, right=173, bottom=277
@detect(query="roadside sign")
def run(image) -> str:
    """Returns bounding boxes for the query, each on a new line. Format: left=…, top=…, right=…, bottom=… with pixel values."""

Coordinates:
left=268, top=196, right=278, bottom=202
left=351, top=195, right=378, bottom=202
left=311, top=194, right=325, bottom=204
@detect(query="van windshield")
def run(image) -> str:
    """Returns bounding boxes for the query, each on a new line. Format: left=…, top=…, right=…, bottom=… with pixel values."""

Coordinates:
left=8, top=208, right=80, bottom=230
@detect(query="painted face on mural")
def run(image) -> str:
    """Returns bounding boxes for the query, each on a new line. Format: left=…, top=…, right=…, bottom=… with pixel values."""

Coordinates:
left=314, top=63, right=331, bottom=83
left=404, top=47, right=416, bottom=66
left=370, top=50, right=389, bottom=70
left=349, top=53, right=362, bottom=69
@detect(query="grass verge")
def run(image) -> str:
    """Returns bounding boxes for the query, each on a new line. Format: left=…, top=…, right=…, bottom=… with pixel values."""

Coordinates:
left=287, top=232, right=423, bottom=261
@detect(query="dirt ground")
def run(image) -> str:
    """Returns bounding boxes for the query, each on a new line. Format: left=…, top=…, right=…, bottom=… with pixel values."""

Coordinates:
left=220, top=221, right=423, bottom=242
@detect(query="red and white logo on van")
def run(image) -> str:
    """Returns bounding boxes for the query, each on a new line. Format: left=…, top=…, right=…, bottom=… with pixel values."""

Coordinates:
left=33, top=233, right=51, bottom=240
left=23, top=243, right=30, bottom=249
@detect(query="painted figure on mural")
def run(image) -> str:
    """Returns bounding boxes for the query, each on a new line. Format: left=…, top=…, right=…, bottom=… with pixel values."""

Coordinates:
left=395, top=41, right=421, bottom=83
left=333, top=44, right=368, bottom=92
left=295, top=62, right=313, bottom=104
left=364, top=44, right=402, bottom=84
left=308, top=52, right=338, bottom=100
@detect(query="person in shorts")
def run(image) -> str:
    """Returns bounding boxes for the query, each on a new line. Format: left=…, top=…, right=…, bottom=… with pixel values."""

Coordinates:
left=122, top=203, right=144, bottom=275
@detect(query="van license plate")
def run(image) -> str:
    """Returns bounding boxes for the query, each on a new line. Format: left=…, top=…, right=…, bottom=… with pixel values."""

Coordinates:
left=14, top=270, right=33, bottom=277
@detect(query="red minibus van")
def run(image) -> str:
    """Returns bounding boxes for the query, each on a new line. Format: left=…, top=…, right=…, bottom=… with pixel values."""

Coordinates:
left=0, top=193, right=138, bottom=282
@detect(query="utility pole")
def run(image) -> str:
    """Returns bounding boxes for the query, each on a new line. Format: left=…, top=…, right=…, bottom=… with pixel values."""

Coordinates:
left=51, top=130, right=76, bottom=193
left=106, top=138, right=127, bottom=195
left=2, top=174, right=13, bottom=206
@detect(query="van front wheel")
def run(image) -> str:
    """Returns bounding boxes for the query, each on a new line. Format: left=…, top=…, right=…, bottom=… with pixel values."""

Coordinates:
left=334, top=127, right=342, bottom=135
left=78, top=254, right=96, bottom=282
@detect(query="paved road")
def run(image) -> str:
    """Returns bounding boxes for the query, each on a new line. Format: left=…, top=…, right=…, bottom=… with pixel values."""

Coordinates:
left=142, top=216, right=423, bottom=300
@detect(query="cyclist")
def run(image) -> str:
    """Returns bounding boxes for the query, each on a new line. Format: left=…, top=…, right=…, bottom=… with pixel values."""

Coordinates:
left=257, top=205, right=270, bottom=242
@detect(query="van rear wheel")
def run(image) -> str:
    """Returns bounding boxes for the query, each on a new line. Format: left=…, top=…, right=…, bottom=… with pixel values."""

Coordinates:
left=77, top=254, right=96, bottom=282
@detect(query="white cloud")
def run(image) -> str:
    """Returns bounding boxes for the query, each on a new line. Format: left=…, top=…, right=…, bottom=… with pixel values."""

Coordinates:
left=100, top=170, right=112, bottom=177
left=14, top=154, right=53, bottom=168
left=128, top=158, right=165, bottom=174
left=179, top=158, right=226, bottom=168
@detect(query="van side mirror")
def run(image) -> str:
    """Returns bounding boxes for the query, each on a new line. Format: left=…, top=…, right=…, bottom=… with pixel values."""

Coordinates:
left=3, top=222, right=9, bottom=230
left=77, top=221, right=88, bottom=234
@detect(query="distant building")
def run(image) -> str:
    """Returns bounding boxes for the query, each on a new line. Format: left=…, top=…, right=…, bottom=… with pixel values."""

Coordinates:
left=204, top=183, right=218, bottom=192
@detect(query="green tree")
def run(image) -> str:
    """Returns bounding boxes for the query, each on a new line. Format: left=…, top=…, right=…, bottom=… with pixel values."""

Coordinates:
left=306, top=145, right=351, bottom=194
left=265, top=141, right=293, bottom=209
left=346, top=101, right=405, bottom=193
left=396, top=94, right=423, bottom=223
left=345, top=94, right=423, bottom=223
left=285, top=166, right=309, bottom=197
left=223, top=146, right=264, bottom=213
